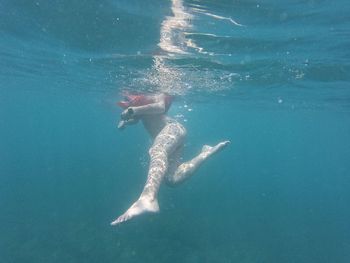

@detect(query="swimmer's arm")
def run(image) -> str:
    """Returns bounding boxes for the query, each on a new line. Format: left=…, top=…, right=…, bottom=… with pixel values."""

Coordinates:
left=122, top=95, right=166, bottom=118
left=132, top=101, right=166, bottom=115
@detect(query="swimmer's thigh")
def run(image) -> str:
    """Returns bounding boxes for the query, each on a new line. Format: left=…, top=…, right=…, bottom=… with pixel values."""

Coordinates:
left=149, top=123, right=186, bottom=157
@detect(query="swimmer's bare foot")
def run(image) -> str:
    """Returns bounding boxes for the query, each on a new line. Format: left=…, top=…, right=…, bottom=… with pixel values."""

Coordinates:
left=110, top=197, right=159, bottom=226
left=201, top=140, right=230, bottom=158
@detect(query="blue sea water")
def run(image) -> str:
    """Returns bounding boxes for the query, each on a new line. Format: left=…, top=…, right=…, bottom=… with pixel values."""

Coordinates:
left=1, top=0, right=350, bottom=262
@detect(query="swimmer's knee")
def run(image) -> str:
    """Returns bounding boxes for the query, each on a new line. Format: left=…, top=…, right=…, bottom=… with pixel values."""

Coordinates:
left=165, top=175, right=179, bottom=187
left=165, top=165, right=189, bottom=187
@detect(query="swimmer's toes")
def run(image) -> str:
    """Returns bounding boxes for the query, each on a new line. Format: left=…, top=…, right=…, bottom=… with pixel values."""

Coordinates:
left=111, top=213, right=130, bottom=225
left=223, top=140, right=230, bottom=145
left=110, top=217, right=122, bottom=226
left=220, top=140, right=231, bottom=148
left=202, top=141, right=230, bottom=156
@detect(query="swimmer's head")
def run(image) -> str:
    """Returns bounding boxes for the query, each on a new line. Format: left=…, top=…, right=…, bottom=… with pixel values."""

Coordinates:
left=118, top=93, right=173, bottom=107
left=117, top=93, right=152, bottom=109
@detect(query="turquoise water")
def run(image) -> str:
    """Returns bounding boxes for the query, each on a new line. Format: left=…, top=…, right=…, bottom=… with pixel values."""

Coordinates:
left=1, top=0, right=350, bottom=262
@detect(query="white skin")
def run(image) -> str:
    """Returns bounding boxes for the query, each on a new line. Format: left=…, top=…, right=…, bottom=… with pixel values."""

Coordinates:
left=111, top=94, right=230, bottom=225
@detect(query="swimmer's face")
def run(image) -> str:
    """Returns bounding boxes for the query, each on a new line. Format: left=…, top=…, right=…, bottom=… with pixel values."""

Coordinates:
left=117, top=100, right=130, bottom=109
left=118, top=95, right=134, bottom=109
left=118, top=94, right=150, bottom=109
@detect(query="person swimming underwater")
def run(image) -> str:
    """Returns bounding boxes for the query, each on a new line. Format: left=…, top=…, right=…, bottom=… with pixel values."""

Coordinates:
left=111, top=93, right=230, bottom=225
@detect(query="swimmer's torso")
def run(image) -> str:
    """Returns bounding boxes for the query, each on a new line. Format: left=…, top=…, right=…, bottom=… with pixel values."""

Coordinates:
left=142, top=115, right=176, bottom=138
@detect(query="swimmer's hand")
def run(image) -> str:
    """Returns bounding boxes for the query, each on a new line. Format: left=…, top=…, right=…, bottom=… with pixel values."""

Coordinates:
left=117, top=120, right=126, bottom=130
left=121, top=107, right=135, bottom=120
left=117, top=117, right=139, bottom=130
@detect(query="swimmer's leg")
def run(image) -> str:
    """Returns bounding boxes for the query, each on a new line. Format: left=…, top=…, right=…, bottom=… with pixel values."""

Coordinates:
left=111, top=123, right=186, bottom=225
left=166, top=141, right=230, bottom=186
